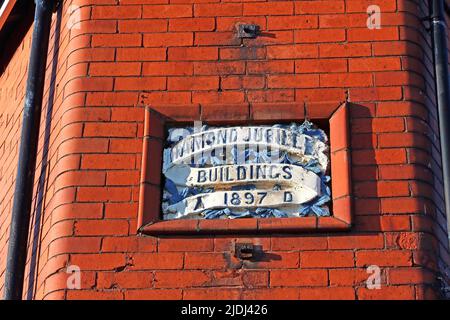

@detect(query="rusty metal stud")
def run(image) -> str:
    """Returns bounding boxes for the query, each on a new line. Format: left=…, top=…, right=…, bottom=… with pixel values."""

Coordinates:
left=237, top=24, right=260, bottom=38
left=235, top=243, right=255, bottom=260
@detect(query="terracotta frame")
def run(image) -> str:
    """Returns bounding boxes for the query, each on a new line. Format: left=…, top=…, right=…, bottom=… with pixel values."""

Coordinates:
left=138, top=102, right=352, bottom=235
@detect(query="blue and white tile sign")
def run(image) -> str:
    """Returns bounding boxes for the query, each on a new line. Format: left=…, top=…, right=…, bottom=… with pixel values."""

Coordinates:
left=162, top=121, right=331, bottom=220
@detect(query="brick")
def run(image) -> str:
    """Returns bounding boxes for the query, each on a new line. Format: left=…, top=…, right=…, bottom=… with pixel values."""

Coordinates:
left=97, top=271, right=153, bottom=289
left=352, top=149, right=407, bottom=165
left=348, top=27, right=399, bottom=42
left=201, top=103, right=249, bottom=120
left=146, top=104, right=200, bottom=120
left=208, top=270, right=243, bottom=286
left=70, top=253, right=126, bottom=271
left=111, top=107, right=144, bottom=122
left=184, top=253, right=228, bottom=269
left=216, top=16, right=267, bottom=32
left=76, top=187, right=132, bottom=202
left=168, top=47, right=218, bottom=61
left=378, top=133, right=430, bottom=148
left=169, top=18, right=215, bottom=31
left=389, top=267, right=435, bottom=285
left=159, top=238, right=213, bottom=251
left=329, top=269, right=376, bottom=286
left=143, top=62, right=193, bottom=75
left=194, top=61, right=245, bottom=75
left=53, top=172, right=104, bottom=194
left=270, top=269, right=328, bottom=286
left=143, top=5, right=193, bottom=18
left=268, top=74, right=319, bottom=88
left=295, top=1, right=345, bottom=14
left=195, top=32, right=240, bottom=46
left=255, top=252, right=300, bottom=269
left=220, top=47, right=266, bottom=60
left=67, top=290, right=123, bottom=300
left=244, top=2, right=294, bottom=16
left=64, top=78, right=114, bottom=94
left=106, top=170, right=139, bottom=186
left=243, top=271, right=269, bottom=288
left=296, top=88, right=345, bottom=101
left=0, top=0, right=447, bottom=302
left=248, top=89, right=296, bottom=102
left=84, top=123, right=137, bottom=137
left=221, top=76, right=265, bottom=90
left=67, top=48, right=115, bottom=66
left=357, top=286, right=415, bottom=300
left=328, top=234, right=384, bottom=249
left=381, top=216, right=411, bottom=231
left=52, top=203, right=103, bottom=220
left=299, top=287, right=356, bottom=300
left=295, top=29, right=346, bottom=43
left=104, top=203, right=139, bottom=219
left=381, top=198, right=426, bottom=214
left=242, top=288, right=300, bottom=300
left=130, top=253, right=184, bottom=270
left=183, top=288, right=241, bottom=300
left=92, top=5, right=141, bottom=19
left=295, top=59, right=347, bottom=73
left=119, top=20, right=168, bottom=33
left=247, top=61, right=294, bottom=74
left=267, top=44, right=318, bottom=59
left=194, top=4, right=242, bottom=17
left=373, top=41, right=421, bottom=56
left=154, top=271, right=210, bottom=288
left=144, top=33, right=193, bottom=47
left=300, top=251, right=355, bottom=268
left=109, top=139, right=143, bottom=153
left=267, top=15, right=318, bottom=30
left=352, top=118, right=405, bottom=133
left=114, top=77, right=167, bottom=91
left=85, top=92, right=140, bottom=106
left=354, top=181, right=410, bottom=198
left=356, top=250, right=412, bottom=267
left=116, top=48, right=166, bottom=61
left=70, top=20, right=117, bottom=37
left=102, top=237, right=139, bottom=252
left=321, top=12, right=367, bottom=28
left=48, top=237, right=101, bottom=257
left=320, top=73, right=372, bottom=87
left=168, top=76, right=219, bottom=90
left=271, top=237, right=328, bottom=251
left=346, top=0, right=397, bottom=13
left=125, top=289, right=182, bottom=300
left=75, top=220, right=129, bottom=236
left=349, top=57, right=402, bottom=72
left=319, top=43, right=371, bottom=57
left=92, top=34, right=142, bottom=47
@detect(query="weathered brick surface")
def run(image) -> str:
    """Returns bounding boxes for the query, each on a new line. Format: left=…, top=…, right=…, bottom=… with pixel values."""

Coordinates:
left=0, top=0, right=449, bottom=300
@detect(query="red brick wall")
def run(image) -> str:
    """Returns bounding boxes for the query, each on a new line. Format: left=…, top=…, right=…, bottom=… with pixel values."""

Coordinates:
left=0, top=9, right=33, bottom=298
left=0, top=0, right=449, bottom=300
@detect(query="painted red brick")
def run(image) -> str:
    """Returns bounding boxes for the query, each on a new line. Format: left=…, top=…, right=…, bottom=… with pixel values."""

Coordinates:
left=0, top=0, right=448, bottom=301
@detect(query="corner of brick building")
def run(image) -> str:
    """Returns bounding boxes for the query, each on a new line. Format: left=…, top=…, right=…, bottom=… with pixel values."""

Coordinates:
left=1, top=0, right=449, bottom=300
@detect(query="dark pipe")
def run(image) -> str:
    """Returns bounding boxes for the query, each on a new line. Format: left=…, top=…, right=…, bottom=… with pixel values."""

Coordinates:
left=4, top=0, right=55, bottom=300
left=430, top=0, right=450, bottom=231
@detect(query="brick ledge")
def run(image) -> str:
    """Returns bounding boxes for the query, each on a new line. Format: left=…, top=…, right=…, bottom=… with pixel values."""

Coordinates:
left=140, top=217, right=351, bottom=235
